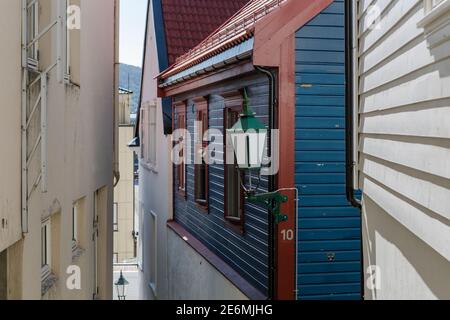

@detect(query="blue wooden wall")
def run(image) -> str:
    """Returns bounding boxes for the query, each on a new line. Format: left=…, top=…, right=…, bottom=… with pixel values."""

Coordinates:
left=295, top=0, right=362, bottom=300
left=173, top=74, right=270, bottom=295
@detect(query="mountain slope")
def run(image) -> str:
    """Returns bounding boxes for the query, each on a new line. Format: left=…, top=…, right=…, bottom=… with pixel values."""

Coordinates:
left=119, top=63, right=142, bottom=114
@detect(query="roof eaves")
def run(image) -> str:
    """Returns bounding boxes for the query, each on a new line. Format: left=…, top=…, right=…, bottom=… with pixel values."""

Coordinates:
left=159, top=37, right=254, bottom=88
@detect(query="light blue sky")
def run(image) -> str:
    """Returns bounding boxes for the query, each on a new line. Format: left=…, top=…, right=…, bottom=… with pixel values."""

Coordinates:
left=120, top=0, right=148, bottom=67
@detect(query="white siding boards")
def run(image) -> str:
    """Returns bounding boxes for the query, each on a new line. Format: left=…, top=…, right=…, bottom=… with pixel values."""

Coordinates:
left=356, top=0, right=450, bottom=299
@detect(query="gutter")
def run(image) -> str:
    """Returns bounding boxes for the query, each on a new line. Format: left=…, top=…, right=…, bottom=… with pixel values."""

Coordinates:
left=345, top=0, right=361, bottom=209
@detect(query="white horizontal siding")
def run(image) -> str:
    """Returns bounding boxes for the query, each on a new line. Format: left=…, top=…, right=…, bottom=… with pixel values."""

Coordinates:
left=357, top=0, right=450, bottom=261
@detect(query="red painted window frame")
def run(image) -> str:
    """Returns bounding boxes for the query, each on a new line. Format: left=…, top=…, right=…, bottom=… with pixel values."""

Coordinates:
left=193, top=97, right=209, bottom=211
left=222, top=91, right=246, bottom=234
left=174, top=101, right=187, bottom=199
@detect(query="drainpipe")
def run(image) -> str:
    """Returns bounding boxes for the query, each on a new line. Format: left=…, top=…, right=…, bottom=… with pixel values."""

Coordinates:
left=113, top=0, right=120, bottom=187
left=345, top=0, right=361, bottom=209
left=255, top=66, right=276, bottom=300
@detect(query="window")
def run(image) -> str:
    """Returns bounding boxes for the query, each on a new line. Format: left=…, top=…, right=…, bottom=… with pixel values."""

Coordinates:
left=418, top=0, right=450, bottom=46
left=149, top=211, right=157, bottom=295
left=27, top=0, right=39, bottom=61
left=148, top=102, right=157, bottom=166
left=65, top=0, right=81, bottom=85
left=140, top=107, right=146, bottom=160
left=194, top=97, right=209, bottom=209
left=113, top=253, right=119, bottom=264
left=174, top=102, right=187, bottom=197
left=223, top=92, right=245, bottom=231
left=140, top=101, right=157, bottom=168
left=41, top=221, right=51, bottom=274
left=72, top=206, right=78, bottom=251
left=113, top=202, right=119, bottom=232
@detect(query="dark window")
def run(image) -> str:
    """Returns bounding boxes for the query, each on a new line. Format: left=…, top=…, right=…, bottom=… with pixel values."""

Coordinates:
left=194, top=97, right=209, bottom=209
left=175, top=102, right=187, bottom=197
left=224, top=101, right=245, bottom=231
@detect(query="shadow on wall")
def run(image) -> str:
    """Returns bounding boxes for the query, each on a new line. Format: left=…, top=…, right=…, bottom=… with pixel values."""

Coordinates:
left=363, top=196, right=450, bottom=299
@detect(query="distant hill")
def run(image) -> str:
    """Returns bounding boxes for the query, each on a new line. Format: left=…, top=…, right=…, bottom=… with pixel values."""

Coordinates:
left=119, top=63, right=142, bottom=114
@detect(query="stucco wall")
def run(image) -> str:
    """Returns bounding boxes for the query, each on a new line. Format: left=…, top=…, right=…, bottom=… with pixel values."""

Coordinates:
left=7, top=0, right=115, bottom=300
left=357, top=0, right=450, bottom=299
left=138, top=0, right=172, bottom=300
left=0, top=0, right=22, bottom=253
left=167, top=228, right=248, bottom=300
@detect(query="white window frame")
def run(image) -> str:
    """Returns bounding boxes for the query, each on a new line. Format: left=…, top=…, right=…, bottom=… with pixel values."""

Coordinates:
left=65, top=0, right=71, bottom=80
left=425, top=0, right=446, bottom=13
left=28, top=1, right=39, bottom=61
left=41, top=220, right=51, bottom=281
left=148, top=102, right=157, bottom=167
left=113, top=202, right=119, bottom=232
left=149, top=211, right=157, bottom=296
left=140, top=107, right=146, bottom=160
left=140, top=101, right=158, bottom=172
left=72, top=205, right=78, bottom=251
left=418, top=0, right=450, bottom=46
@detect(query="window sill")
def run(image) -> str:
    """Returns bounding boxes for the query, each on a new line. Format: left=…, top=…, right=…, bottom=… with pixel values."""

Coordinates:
left=72, top=246, right=85, bottom=263
left=41, top=271, right=58, bottom=296
left=418, top=1, right=450, bottom=27
left=418, top=1, right=450, bottom=47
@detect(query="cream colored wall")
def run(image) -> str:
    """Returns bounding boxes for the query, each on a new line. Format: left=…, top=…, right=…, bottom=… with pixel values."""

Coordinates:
left=4, top=0, right=116, bottom=300
left=357, top=0, right=450, bottom=299
left=114, top=125, right=135, bottom=262
left=0, top=0, right=22, bottom=253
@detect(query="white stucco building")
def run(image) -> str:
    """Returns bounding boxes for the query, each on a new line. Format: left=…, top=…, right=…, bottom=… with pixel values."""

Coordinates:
left=0, top=0, right=119, bottom=300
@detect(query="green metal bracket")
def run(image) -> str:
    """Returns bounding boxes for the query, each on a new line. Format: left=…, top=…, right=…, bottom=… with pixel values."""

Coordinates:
left=246, top=191, right=289, bottom=224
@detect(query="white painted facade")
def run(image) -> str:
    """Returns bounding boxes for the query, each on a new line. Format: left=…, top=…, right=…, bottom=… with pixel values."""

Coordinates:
left=138, top=1, right=249, bottom=300
left=356, top=0, right=450, bottom=299
left=0, top=0, right=118, bottom=300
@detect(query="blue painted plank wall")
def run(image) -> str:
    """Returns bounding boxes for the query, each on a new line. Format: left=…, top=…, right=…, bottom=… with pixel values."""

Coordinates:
left=295, top=0, right=362, bottom=300
left=173, top=74, right=270, bottom=295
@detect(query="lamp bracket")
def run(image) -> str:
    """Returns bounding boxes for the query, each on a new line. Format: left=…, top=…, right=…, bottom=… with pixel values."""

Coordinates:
left=246, top=191, right=288, bottom=224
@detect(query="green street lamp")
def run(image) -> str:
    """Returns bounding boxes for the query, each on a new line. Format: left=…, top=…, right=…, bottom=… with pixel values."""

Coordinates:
left=115, top=271, right=129, bottom=300
left=227, top=89, right=288, bottom=224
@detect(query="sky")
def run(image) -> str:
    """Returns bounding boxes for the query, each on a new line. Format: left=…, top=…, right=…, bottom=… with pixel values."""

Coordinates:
left=120, top=0, right=148, bottom=67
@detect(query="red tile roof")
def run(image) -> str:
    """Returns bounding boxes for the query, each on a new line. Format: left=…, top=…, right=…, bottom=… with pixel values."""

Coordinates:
left=160, top=0, right=288, bottom=79
left=162, top=0, right=250, bottom=66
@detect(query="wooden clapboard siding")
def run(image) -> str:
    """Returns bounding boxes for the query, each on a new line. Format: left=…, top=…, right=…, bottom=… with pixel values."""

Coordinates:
left=173, top=73, right=270, bottom=295
left=295, top=0, right=362, bottom=301
left=357, top=0, right=450, bottom=267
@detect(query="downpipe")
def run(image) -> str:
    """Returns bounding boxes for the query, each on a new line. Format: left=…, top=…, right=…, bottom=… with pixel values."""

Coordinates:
left=113, top=0, right=120, bottom=187
left=255, top=66, right=276, bottom=300
left=345, top=0, right=361, bottom=209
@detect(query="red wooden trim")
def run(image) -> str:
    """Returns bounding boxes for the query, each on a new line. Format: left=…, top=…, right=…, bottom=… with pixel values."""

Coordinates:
left=159, top=61, right=255, bottom=98
left=167, top=221, right=267, bottom=300
left=253, top=0, right=334, bottom=67
left=275, top=34, right=296, bottom=301
left=252, top=0, right=334, bottom=301
left=193, top=97, right=209, bottom=211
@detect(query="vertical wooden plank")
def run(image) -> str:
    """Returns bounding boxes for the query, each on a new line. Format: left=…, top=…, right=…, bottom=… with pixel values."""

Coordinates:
left=276, top=34, right=296, bottom=300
